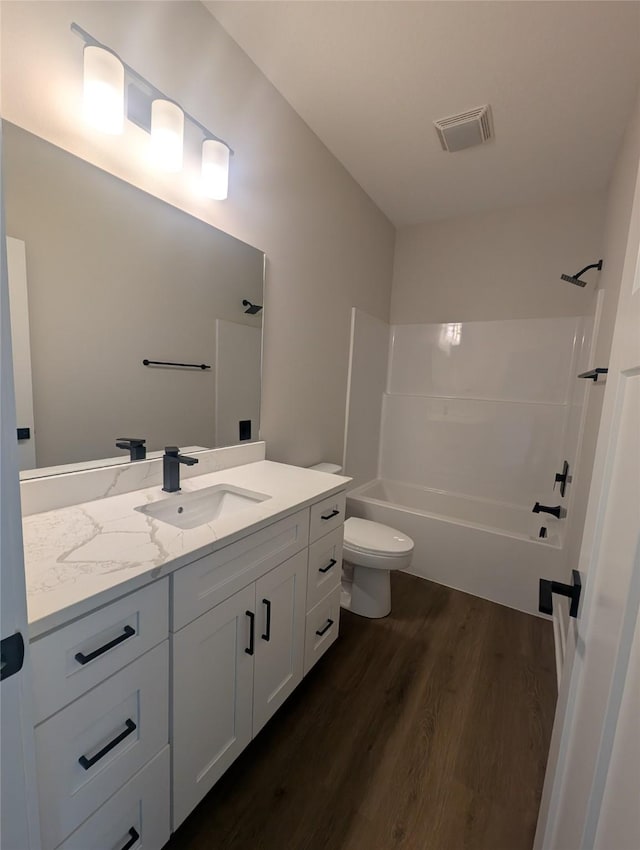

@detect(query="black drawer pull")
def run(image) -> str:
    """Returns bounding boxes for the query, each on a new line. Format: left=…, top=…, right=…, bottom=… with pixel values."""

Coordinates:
left=261, top=599, right=271, bottom=642
left=120, top=827, right=140, bottom=850
left=321, top=509, right=340, bottom=520
left=75, top=625, right=135, bottom=665
left=316, top=618, right=334, bottom=637
left=319, top=558, right=337, bottom=574
left=245, top=610, right=255, bottom=655
left=78, top=718, right=137, bottom=770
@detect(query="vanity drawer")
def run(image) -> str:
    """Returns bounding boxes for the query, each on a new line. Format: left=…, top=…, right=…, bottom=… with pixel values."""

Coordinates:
left=31, top=579, right=168, bottom=725
left=36, top=641, right=168, bottom=850
left=172, top=509, right=310, bottom=631
left=57, top=746, right=170, bottom=850
left=304, top=585, right=341, bottom=676
left=307, top=526, right=343, bottom=612
left=309, top=492, right=346, bottom=542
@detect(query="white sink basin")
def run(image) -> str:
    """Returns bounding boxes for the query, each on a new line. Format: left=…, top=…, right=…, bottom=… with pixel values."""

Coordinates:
left=135, top=484, right=271, bottom=530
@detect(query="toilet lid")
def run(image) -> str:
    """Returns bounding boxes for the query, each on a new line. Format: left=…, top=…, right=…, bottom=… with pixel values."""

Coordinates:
left=344, top=517, right=413, bottom=556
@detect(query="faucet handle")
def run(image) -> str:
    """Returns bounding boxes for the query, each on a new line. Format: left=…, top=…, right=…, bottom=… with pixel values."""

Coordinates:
left=116, top=437, right=147, bottom=461
left=164, top=446, right=180, bottom=457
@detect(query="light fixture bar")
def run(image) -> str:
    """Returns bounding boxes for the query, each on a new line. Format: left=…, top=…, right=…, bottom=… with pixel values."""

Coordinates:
left=71, top=22, right=234, bottom=155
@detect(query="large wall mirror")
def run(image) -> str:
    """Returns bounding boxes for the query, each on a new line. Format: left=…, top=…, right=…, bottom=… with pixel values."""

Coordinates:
left=3, top=122, right=264, bottom=479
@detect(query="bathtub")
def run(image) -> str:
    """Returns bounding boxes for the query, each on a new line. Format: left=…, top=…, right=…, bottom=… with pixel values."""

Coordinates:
left=347, top=479, right=567, bottom=616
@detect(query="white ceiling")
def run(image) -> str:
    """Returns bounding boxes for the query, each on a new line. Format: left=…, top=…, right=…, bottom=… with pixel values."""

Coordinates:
left=205, top=1, right=640, bottom=227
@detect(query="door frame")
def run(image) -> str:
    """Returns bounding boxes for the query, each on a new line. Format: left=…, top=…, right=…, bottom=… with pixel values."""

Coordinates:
left=0, top=123, right=41, bottom=849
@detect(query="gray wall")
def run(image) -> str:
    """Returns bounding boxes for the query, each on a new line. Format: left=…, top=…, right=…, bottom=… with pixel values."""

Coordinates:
left=1, top=1, right=395, bottom=467
left=391, top=194, right=605, bottom=324
left=4, top=123, right=263, bottom=467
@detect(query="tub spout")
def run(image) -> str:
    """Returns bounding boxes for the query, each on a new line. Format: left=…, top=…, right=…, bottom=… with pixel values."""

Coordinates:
left=533, top=502, right=564, bottom=519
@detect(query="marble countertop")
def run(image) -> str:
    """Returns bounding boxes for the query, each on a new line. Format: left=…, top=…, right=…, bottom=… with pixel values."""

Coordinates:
left=23, top=461, right=350, bottom=639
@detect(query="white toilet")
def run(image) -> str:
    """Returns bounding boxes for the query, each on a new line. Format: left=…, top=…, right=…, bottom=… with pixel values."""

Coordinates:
left=310, top=464, right=414, bottom=619
left=342, top=517, right=414, bottom=618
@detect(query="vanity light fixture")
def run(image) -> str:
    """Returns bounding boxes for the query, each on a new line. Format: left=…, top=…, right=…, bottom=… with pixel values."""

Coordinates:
left=83, top=45, right=125, bottom=134
left=73, top=23, right=232, bottom=194
left=151, top=99, right=184, bottom=172
left=202, top=139, right=230, bottom=200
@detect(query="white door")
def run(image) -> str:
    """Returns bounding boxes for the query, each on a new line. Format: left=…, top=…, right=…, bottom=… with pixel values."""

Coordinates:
left=253, top=550, right=307, bottom=736
left=171, top=585, right=255, bottom=830
left=6, top=237, right=36, bottom=471
left=534, top=128, right=640, bottom=848
left=0, top=130, right=41, bottom=849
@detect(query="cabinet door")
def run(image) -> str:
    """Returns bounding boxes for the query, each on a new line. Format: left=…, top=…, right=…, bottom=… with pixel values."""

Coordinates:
left=172, top=584, right=255, bottom=830
left=253, top=550, right=308, bottom=735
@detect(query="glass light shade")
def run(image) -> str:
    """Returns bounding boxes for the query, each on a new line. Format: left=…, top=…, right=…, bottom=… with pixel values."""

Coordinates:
left=150, top=99, right=184, bottom=172
left=202, top=139, right=230, bottom=200
left=83, top=46, right=125, bottom=134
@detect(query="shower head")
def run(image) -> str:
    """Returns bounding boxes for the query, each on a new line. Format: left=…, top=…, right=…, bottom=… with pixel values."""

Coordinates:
left=561, top=259, right=603, bottom=287
left=242, top=299, right=263, bottom=315
left=561, top=273, right=588, bottom=287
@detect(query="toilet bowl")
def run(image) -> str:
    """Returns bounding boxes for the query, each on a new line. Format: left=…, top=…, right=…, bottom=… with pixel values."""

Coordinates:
left=307, top=465, right=414, bottom=619
left=342, top=517, right=414, bottom=619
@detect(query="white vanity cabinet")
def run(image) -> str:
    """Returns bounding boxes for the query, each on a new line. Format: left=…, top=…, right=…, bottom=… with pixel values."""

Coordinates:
left=252, top=548, right=308, bottom=733
left=304, top=493, right=345, bottom=674
left=28, top=483, right=347, bottom=848
left=30, top=580, right=170, bottom=850
left=171, top=509, right=311, bottom=829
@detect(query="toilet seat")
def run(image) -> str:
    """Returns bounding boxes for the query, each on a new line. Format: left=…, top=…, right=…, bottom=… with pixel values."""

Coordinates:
left=343, top=517, right=413, bottom=556
left=343, top=518, right=414, bottom=571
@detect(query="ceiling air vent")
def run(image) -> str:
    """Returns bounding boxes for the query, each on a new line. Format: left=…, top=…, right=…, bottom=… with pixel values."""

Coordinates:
left=434, top=105, right=493, bottom=152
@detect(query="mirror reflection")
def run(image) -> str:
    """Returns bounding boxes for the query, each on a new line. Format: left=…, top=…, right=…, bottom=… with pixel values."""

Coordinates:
left=3, top=122, right=264, bottom=478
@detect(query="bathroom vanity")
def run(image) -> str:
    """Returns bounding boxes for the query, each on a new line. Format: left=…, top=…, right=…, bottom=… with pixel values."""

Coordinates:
left=21, top=449, right=348, bottom=850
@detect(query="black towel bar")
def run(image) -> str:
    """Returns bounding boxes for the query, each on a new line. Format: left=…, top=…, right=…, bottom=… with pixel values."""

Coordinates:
left=143, top=359, right=210, bottom=370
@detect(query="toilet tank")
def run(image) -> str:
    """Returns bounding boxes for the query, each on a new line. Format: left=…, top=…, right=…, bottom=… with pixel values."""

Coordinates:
left=309, top=462, right=342, bottom=474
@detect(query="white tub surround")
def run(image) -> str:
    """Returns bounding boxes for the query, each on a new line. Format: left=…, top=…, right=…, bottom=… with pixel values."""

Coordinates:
left=23, top=459, right=350, bottom=638
left=383, top=317, right=593, bottom=511
left=353, top=479, right=564, bottom=544
left=348, top=479, right=564, bottom=616
left=341, top=315, right=598, bottom=616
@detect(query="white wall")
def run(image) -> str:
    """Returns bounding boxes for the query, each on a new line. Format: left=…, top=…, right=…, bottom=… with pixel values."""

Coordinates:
left=0, top=0, right=395, bottom=466
left=392, top=194, right=605, bottom=324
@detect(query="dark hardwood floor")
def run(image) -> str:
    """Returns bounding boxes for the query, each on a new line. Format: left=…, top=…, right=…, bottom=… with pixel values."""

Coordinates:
left=166, top=573, right=557, bottom=850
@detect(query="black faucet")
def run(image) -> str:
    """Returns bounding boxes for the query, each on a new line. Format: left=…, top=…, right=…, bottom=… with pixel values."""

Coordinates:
left=162, top=447, right=199, bottom=493
left=116, top=437, right=146, bottom=461
left=533, top=502, right=564, bottom=519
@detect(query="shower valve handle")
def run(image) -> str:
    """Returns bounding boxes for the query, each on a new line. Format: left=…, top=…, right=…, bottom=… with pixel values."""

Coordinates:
left=553, top=461, right=571, bottom=497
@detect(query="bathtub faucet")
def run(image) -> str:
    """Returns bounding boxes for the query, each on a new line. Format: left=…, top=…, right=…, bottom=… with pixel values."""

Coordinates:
left=532, top=502, right=564, bottom=519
